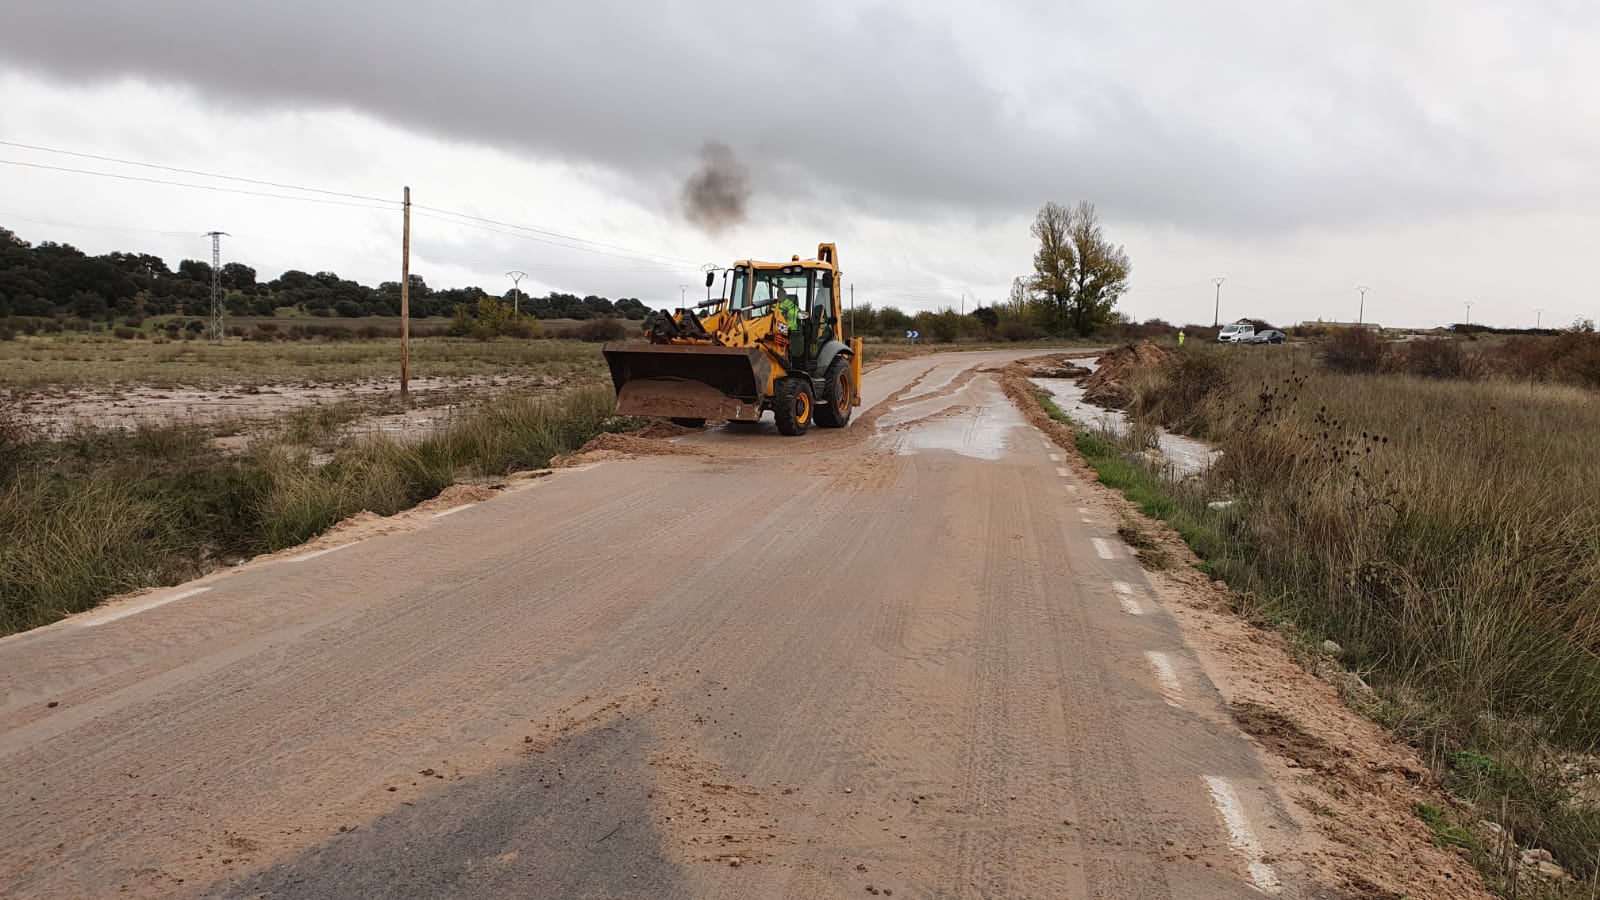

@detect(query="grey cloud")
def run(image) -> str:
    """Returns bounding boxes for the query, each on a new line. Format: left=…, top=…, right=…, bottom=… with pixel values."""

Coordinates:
left=1, top=1, right=1595, bottom=234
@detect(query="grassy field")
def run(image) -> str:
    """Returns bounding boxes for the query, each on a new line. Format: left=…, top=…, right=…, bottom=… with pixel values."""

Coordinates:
left=0, top=384, right=636, bottom=635
left=0, top=334, right=612, bottom=390
left=1050, top=343, right=1600, bottom=891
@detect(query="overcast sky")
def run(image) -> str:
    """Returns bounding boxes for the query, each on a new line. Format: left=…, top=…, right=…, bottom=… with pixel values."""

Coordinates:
left=2, top=0, right=1597, bottom=328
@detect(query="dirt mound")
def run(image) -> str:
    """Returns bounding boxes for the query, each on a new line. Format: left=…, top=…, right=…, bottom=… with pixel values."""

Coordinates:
left=1080, top=341, right=1172, bottom=408
left=551, top=431, right=707, bottom=468
left=1029, top=362, right=1092, bottom=379
left=637, top=421, right=697, bottom=439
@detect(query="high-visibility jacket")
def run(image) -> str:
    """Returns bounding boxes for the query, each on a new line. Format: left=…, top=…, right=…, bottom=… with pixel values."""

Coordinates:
left=780, top=296, right=799, bottom=333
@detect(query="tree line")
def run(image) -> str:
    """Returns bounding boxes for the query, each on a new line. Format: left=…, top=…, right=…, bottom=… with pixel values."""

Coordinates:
left=3, top=201, right=1133, bottom=338
left=0, top=227, right=650, bottom=322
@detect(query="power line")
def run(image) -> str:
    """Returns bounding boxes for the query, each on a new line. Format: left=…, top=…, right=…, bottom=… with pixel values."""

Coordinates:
left=0, top=139, right=399, bottom=205
left=3, top=141, right=699, bottom=267
left=0, top=158, right=399, bottom=211
left=1, top=143, right=705, bottom=274
left=409, top=209, right=698, bottom=269
left=412, top=204, right=704, bottom=267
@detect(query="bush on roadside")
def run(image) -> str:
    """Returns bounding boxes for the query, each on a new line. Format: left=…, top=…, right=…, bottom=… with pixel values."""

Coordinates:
left=1320, top=327, right=1387, bottom=374
left=113, top=327, right=138, bottom=340
left=999, top=321, right=1042, bottom=342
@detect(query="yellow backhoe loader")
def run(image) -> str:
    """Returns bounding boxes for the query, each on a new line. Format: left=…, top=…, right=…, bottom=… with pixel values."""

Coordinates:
left=602, top=243, right=862, bottom=435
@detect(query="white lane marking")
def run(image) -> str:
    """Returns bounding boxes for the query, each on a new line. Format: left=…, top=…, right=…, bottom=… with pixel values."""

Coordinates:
left=1080, top=518, right=1093, bottom=524
left=1049, top=453, right=1062, bottom=462
left=432, top=503, right=477, bottom=519
left=1092, top=538, right=1115, bottom=559
left=290, top=543, right=356, bottom=563
left=82, top=587, right=211, bottom=627
left=1112, top=581, right=1143, bottom=615
left=1055, top=466, right=1071, bottom=477
left=1077, top=507, right=1090, bottom=514
left=1203, top=776, right=1282, bottom=893
left=1145, top=651, right=1183, bottom=707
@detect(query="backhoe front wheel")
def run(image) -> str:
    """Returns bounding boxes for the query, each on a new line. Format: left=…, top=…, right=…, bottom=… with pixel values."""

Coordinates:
left=774, top=378, right=814, bottom=436
left=815, top=356, right=854, bottom=428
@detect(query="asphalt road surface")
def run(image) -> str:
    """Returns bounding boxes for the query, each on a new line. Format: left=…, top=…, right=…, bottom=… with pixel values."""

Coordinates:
left=1, top=349, right=1320, bottom=898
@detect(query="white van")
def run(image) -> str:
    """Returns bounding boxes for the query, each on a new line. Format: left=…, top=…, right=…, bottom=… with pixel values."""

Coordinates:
left=1218, top=322, right=1255, bottom=343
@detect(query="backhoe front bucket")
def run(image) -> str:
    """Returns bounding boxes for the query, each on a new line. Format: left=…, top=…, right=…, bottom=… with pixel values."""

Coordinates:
left=602, top=343, right=772, bottom=421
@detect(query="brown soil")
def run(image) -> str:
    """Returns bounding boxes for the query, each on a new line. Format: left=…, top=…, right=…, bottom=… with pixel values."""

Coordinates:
left=637, top=421, right=698, bottom=439
left=1080, top=340, right=1172, bottom=408
left=1002, top=357, right=1490, bottom=900
left=12, top=374, right=564, bottom=436
left=550, top=431, right=709, bottom=468
left=1029, top=363, right=1093, bottom=379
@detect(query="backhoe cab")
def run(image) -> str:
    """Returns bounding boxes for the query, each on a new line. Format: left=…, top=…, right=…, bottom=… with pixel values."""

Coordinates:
left=602, top=243, right=862, bottom=436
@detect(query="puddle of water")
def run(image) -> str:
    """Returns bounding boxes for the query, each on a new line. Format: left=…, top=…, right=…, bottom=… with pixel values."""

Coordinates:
left=1030, top=377, right=1219, bottom=478
left=877, top=375, right=1034, bottom=460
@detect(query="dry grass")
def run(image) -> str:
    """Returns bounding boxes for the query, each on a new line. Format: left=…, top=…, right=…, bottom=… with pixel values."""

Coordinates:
left=0, top=385, right=630, bottom=634
left=1126, top=345, right=1600, bottom=884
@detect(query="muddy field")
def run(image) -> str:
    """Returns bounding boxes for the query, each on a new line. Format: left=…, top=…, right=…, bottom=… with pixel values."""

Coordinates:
left=7, top=373, right=573, bottom=437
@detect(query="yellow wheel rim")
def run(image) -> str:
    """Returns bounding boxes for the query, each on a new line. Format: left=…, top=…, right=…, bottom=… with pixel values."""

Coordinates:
left=797, top=392, right=811, bottom=423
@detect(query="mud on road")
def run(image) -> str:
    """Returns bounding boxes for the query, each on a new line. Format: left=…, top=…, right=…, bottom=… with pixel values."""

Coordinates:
left=0, top=349, right=1485, bottom=899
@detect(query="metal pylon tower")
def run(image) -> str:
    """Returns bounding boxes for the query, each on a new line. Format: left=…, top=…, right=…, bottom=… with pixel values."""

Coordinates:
left=205, top=231, right=228, bottom=342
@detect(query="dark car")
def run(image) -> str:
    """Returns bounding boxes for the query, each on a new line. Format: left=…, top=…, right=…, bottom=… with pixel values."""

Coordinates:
left=1248, top=330, right=1286, bottom=344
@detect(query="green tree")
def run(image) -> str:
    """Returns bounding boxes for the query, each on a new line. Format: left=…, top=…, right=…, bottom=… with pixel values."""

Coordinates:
left=1028, top=201, right=1131, bottom=336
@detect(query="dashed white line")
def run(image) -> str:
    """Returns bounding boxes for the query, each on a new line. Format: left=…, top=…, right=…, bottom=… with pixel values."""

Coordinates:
left=1049, top=453, right=1062, bottom=462
left=1077, top=507, right=1091, bottom=514
left=82, top=587, right=211, bottom=627
left=1203, top=775, right=1282, bottom=893
left=289, top=543, right=356, bottom=563
left=1145, top=651, right=1184, bottom=706
left=1112, top=581, right=1144, bottom=615
left=1091, top=537, right=1115, bottom=559
left=1055, top=466, right=1071, bottom=477
left=432, top=503, right=477, bottom=519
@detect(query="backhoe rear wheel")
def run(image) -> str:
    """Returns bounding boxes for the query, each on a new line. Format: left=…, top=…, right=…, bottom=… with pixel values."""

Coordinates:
left=815, top=356, right=854, bottom=428
left=773, top=378, right=814, bottom=436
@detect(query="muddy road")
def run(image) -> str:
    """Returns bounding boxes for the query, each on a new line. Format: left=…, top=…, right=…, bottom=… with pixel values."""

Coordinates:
left=2, top=350, right=1362, bottom=897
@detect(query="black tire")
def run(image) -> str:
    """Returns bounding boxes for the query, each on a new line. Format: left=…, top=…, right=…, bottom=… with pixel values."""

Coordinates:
left=815, top=356, right=855, bottom=428
left=669, top=417, right=706, bottom=428
left=773, top=378, right=814, bottom=436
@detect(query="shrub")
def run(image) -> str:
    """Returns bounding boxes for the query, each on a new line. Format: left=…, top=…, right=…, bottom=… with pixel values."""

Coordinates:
left=573, top=317, right=629, bottom=342
left=999, top=321, right=1041, bottom=342
left=502, top=317, right=544, bottom=339
left=1320, top=327, right=1387, bottom=374
left=112, top=327, right=138, bottom=340
left=0, top=326, right=15, bottom=342
left=1495, top=330, right=1600, bottom=388
left=1394, top=338, right=1480, bottom=379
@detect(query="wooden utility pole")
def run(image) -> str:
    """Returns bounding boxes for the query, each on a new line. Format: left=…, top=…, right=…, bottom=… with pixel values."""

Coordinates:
left=400, top=186, right=411, bottom=400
